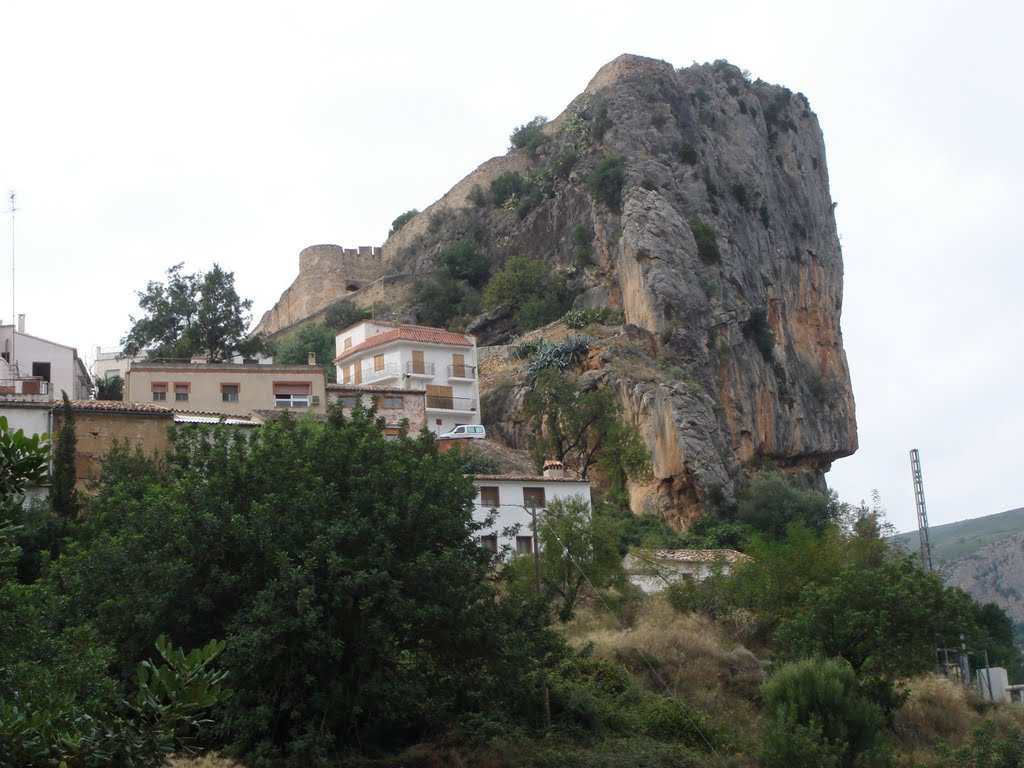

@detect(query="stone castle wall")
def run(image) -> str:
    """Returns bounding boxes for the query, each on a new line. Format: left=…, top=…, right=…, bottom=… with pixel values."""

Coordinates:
left=255, top=244, right=386, bottom=337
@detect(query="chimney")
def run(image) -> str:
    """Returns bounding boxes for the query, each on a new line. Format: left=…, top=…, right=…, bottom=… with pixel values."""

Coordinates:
left=307, top=352, right=317, bottom=365
left=17, top=314, right=25, bottom=333
left=543, top=459, right=565, bottom=480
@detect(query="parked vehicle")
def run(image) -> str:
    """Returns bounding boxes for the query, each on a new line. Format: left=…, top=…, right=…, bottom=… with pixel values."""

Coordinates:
left=438, top=424, right=486, bottom=439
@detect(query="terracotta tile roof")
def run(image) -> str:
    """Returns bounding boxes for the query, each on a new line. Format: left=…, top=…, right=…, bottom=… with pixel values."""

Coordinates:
left=60, top=399, right=174, bottom=416
left=646, top=549, right=750, bottom=564
left=334, top=325, right=474, bottom=363
left=472, top=474, right=589, bottom=484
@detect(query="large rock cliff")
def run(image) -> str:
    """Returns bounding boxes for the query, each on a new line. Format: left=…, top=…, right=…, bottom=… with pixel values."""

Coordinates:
left=261, top=54, right=857, bottom=527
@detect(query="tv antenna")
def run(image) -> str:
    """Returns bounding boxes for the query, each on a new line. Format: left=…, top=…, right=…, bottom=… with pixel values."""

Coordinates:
left=909, top=448, right=934, bottom=572
left=3, top=191, right=14, bottom=371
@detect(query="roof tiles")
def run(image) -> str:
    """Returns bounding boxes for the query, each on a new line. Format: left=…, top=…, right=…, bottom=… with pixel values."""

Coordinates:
left=334, top=325, right=473, bottom=363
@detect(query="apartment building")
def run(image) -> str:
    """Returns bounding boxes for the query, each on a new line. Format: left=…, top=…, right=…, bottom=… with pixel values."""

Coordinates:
left=0, top=319, right=91, bottom=400
left=334, top=321, right=480, bottom=435
left=124, top=361, right=327, bottom=416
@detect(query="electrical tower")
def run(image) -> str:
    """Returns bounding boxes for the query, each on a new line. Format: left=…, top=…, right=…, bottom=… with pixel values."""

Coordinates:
left=910, top=448, right=934, bottom=572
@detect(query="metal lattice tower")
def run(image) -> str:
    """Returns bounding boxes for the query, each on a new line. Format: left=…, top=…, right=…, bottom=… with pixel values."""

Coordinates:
left=910, top=449, right=934, bottom=572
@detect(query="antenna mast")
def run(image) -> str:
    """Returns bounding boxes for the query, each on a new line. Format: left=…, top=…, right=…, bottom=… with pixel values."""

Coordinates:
left=910, top=448, right=934, bottom=572
left=4, top=191, right=14, bottom=373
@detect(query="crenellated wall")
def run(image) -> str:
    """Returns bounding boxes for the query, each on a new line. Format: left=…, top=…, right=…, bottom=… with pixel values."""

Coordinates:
left=254, top=244, right=386, bottom=337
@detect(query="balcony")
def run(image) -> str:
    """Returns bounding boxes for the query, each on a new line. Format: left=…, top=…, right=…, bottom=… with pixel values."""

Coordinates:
left=405, top=360, right=435, bottom=377
left=426, top=395, right=477, bottom=413
left=360, top=362, right=401, bottom=383
left=447, top=364, right=477, bottom=380
left=0, top=378, right=52, bottom=399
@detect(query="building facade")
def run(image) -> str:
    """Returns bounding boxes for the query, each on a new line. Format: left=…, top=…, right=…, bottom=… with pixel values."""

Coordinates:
left=124, top=362, right=327, bottom=416
left=0, top=320, right=91, bottom=400
left=334, top=321, right=480, bottom=435
left=326, top=384, right=427, bottom=436
left=471, top=472, right=592, bottom=555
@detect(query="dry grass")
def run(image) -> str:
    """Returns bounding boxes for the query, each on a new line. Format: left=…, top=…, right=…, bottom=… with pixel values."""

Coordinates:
left=894, top=675, right=981, bottom=749
left=561, top=595, right=766, bottom=749
left=167, top=753, right=245, bottom=768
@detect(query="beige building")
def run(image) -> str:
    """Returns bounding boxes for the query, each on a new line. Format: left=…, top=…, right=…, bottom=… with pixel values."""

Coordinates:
left=326, top=384, right=427, bottom=436
left=334, top=321, right=480, bottom=436
left=124, top=362, right=327, bottom=416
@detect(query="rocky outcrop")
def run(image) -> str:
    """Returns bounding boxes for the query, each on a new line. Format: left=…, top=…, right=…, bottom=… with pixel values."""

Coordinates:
left=945, top=532, right=1024, bottom=625
left=257, top=54, right=857, bottom=527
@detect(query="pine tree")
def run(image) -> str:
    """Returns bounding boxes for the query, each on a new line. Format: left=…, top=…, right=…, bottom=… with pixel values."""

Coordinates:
left=50, top=391, right=79, bottom=521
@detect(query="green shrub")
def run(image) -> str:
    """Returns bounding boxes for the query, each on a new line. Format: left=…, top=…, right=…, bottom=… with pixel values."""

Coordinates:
left=509, top=115, right=547, bottom=156
left=742, top=307, right=775, bottom=360
left=437, top=237, right=491, bottom=288
left=412, top=275, right=480, bottom=329
left=677, top=143, right=698, bottom=165
left=587, top=155, right=626, bottom=212
left=563, top=307, right=624, bottom=329
left=688, top=219, right=720, bottom=264
left=468, top=184, right=489, bottom=207
left=572, top=225, right=594, bottom=265
left=323, top=298, right=367, bottom=330
left=483, top=256, right=568, bottom=332
left=731, top=182, right=751, bottom=211
left=388, top=209, right=418, bottom=236
left=490, top=171, right=529, bottom=206
left=761, top=657, right=886, bottom=768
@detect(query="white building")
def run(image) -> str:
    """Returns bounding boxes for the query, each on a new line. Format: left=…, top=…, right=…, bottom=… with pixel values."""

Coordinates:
left=624, top=549, right=750, bottom=594
left=472, top=465, right=592, bottom=555
left=0, top=319, right=91, bottom=400
left=92, top=346, right=144, bottom=383
left=334, top=321, right=480, bottom=435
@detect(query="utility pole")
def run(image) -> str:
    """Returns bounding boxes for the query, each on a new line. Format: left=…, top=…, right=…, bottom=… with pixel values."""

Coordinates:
left=530, top=503, right=552, bottom=730
left=909, top=449, right=934, bottom=572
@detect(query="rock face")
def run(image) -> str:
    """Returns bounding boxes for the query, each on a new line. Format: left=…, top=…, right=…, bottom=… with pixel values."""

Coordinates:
left=945, top=532, right=1024, bottom=625
left=259, top=54, right=858, bottom=527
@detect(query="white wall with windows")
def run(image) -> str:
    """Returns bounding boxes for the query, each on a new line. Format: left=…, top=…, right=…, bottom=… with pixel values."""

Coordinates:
left=471, top=476, right=592, bottom=555
left=334, top=322, right=480, bottom=435
left=0, top=325, right=90, bottom=399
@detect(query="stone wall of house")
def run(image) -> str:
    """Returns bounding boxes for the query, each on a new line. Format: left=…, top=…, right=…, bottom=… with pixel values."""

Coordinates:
left=53, top=409, right=172, bottom=489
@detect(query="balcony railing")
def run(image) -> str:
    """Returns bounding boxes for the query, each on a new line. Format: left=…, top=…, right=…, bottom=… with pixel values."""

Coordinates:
left=405, top=361, right=435, bottom=376
left=0, top=378, right=52, bottom=396
left=425, top=395, right=477, bottom=412
left=447, top=364, right=477, bottom=379
left=360, top=362, right=401, bottom=382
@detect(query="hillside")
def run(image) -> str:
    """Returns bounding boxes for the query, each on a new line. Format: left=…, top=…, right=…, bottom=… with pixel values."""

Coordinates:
left=893, top=507, right=1024, bottom=563
left=256, top=54, right=857, bottom=529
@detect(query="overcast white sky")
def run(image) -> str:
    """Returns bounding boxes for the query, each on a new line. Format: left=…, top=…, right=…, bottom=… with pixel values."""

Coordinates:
left=1, top=1, right=1020, bottom=533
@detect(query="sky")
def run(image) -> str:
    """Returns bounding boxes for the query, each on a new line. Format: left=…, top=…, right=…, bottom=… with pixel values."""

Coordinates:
left=0, top=0, right=1020, bottom=533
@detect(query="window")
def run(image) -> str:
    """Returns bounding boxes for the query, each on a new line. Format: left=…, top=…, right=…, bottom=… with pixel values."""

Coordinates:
left=480, top=535, right=498, bottom=553
left=383, top=428, right=401, bottom=442
left=381, top=396, right=402, bottom=409
left=411, top=350, right=425, bottom=375
left=373, top=354, right=385, bottom=372
left=151, top=382, right=167, bottom=401
left=480, top=487, right=500, bottom=507
left=174, top=383, right=190, bottom=402
left=339, top=396, right=359, bottom=408
left=274, top=382, right=311, bottom=407
left=32, top=362, right=52, bottom=382
left=516, top=535, right=534, bottom=555
left=523, top=487, right=546, bottom=509
left=221, top=384, right=239, bottom=402
left=343, top=337, right=352, bottom=350
left=452, top=353, right=466, bottom=378
left=342, top=365, right=351, bottom=383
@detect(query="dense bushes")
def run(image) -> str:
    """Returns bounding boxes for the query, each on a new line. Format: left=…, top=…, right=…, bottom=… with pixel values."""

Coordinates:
left=484, top=256, right=568, bottom=332
left=509, top=115, right=547, bottom=156
left=563, top=307, right=624, bottom=328
left=587, top=155, right=626, bottom=211
left=688, top=218, right=720, bottom=264
left=388, top=209, right=418, bottom=236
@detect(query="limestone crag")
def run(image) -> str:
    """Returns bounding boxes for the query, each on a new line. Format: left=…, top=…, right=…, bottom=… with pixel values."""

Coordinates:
left=258, top=54, right=857, bottom=526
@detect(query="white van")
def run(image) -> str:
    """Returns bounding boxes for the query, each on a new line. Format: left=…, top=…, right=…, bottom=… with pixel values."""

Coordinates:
left=438, top=424, right=487, bottom=440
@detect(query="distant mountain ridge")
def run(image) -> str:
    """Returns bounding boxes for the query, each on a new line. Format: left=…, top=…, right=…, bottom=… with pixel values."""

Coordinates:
left=893, top=507, right=1024, bottom=564
left=894, top=507, right=1024, bottom=625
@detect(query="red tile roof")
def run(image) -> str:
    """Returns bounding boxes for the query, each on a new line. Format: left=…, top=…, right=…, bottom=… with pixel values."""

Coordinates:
left=472, top=474, right=588, bottom=484
left=334, top=325, right=473, bottom=363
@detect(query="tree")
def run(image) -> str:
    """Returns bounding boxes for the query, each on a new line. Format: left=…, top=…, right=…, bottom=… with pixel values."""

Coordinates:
left=509, top=115, right=547, bottom=156
left=526, top=496, right=626, bottom=622
left=50, top=407, right=564, bottom=761
left=735, top=471, right=838, bottom=537
left=483, top=257, right=568, bottom=332
left=94, top=373, right=124, bottom=400
left=389, top=209, right=419, bottom=236
left=323, top=298, right=367, bottom=330
left=525, top=370, right=648, bottom=482
left=272, top=323, right=338, bottom=381
left=437, top=237, right=491, bottom=288
left=49, top=392, right=79, bottom=522
left=122, top=263, right=265, bottom=362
